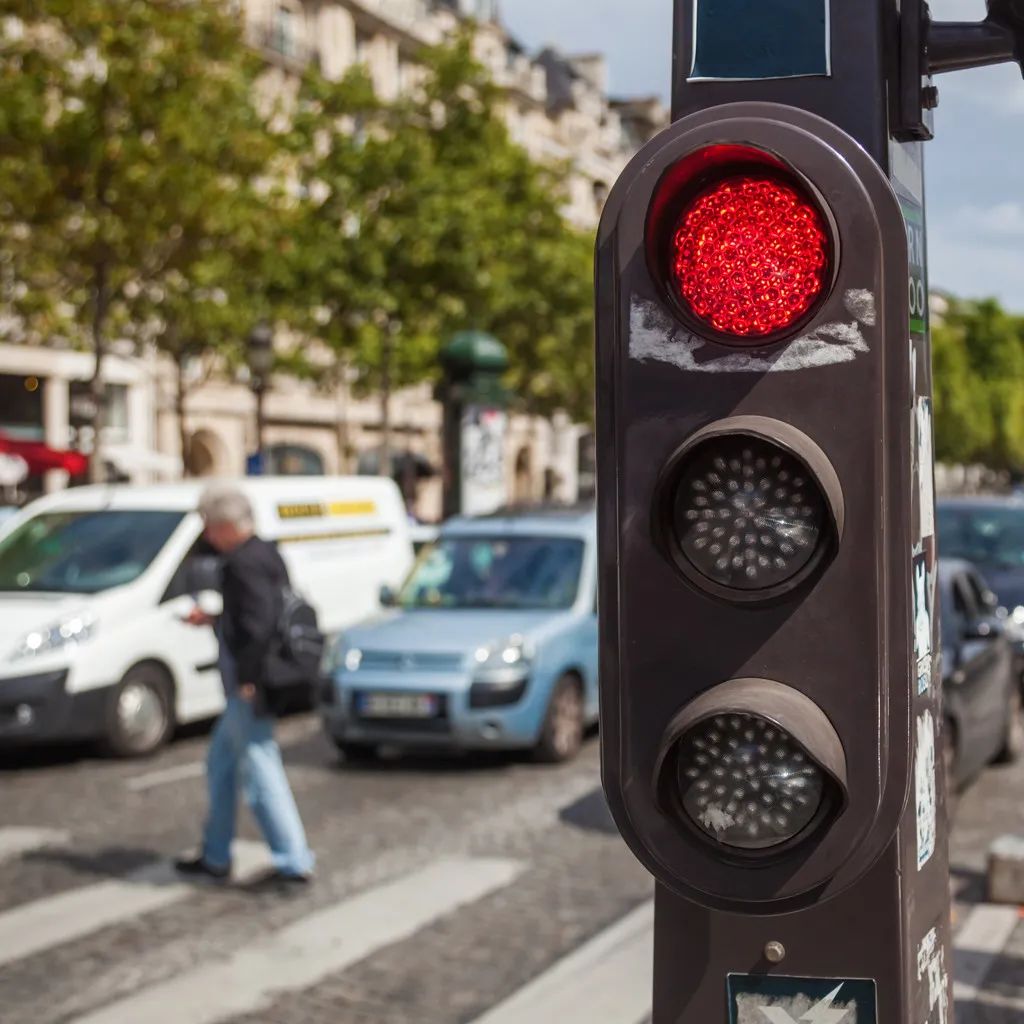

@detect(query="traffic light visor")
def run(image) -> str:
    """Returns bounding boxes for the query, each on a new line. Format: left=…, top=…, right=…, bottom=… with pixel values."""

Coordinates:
left=655, top=679, right=848, bottom=858
left=658, top=416, right=844, bottom=602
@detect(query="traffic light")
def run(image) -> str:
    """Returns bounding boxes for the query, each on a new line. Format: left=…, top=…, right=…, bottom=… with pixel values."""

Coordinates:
left=597, top=101, right=915, bottom=916
left=595, top=2, right=1024, bottom=1021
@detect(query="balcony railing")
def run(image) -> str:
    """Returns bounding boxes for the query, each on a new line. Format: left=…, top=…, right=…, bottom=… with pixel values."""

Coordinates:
left=250, top=20, right=320, bottom=72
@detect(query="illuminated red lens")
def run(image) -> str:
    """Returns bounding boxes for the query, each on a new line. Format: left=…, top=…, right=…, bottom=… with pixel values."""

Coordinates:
left=670, top=174, right=829, bottom=339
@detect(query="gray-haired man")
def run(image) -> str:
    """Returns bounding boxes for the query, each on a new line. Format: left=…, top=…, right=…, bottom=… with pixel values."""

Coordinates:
left=175, top=484, right=314, bottom=888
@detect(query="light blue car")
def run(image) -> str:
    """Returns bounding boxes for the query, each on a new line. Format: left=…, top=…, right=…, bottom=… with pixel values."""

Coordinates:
left=320, top=507, right=597, bottom=763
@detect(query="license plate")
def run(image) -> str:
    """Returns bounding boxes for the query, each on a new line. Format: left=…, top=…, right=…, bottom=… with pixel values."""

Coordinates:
left=357, top=693, right=439, bottom=719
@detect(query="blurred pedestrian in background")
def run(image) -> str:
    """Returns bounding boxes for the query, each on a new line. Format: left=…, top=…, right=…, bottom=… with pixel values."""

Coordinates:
left=175, top=484, right=315, bottom=890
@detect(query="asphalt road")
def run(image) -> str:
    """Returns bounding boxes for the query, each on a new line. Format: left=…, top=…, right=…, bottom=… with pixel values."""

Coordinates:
left=1, top=712, right=1023, bottom=1023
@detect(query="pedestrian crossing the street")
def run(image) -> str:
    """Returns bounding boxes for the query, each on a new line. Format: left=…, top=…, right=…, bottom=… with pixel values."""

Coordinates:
left=0, top=823, right=1020, bottom=1024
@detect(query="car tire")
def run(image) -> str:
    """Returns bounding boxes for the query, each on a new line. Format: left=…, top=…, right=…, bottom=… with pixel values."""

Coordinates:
left=102, top=664, right=174, bottom=758
left=533, top=675, right=585, bottom=764
left=335, top=740, right=378, bottom=763
left=995, top=686, right=1024, bottom=764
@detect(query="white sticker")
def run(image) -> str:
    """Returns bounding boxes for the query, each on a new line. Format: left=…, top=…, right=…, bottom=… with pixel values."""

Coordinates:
left=916, top=710, right=937, bottom=870
left=916, top=927, right=950, bottom=1024
left=914, top=554, right=933, bottom=696
left=916, top=398, right=936, bottom=541
left=628, top=290, right=873, bottom=374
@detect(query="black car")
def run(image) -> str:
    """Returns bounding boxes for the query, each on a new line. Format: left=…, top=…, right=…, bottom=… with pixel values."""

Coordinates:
left=938, top=558, right=1023, bottom=792
left=937, top=496, right=1024, bottom=679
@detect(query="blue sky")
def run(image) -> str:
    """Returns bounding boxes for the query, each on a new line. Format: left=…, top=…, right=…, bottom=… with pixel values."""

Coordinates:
left=500, top=0, right=1024, bottom=310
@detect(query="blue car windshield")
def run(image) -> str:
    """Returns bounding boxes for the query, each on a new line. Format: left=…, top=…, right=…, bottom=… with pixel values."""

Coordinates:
left=398, top=535, right=585, bottom=610
left=0, top=509, right=185, bottom=593
left=937, top=504, right=1024, bottom=570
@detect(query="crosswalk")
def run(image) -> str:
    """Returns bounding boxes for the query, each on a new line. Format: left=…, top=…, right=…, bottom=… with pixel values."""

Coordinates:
left=0, top=823, right=1020, bottom=1024
left=75, top=856, right=524, bottom=1024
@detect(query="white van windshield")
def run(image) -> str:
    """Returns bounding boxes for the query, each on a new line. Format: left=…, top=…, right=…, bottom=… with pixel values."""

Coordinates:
left=398, top=535, right=585, bottom=610
left=0, top=510, right=185, bottom=594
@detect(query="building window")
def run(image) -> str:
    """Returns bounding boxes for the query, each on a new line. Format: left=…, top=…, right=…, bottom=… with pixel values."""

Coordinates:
left=0, top=374, right=45, bottom=442
left=69, top=380, right=129, bottom=445
left=266, top=443, right=325, bottom=476
left=355, top=26, right=373, bottom=65
left=272, top=2, right=300, bottom=59
left=187, top=429, right=229, bottom=478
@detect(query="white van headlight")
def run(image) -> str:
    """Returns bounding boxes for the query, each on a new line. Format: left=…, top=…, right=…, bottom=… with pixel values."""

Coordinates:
left=13, top=615, right=97, bottom=660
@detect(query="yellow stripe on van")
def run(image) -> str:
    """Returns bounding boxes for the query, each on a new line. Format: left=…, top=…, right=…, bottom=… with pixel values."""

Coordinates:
left=327, top=500, right=377, bottom=517
left=277, top=502, right=326, bottom=519
left=276, top=500, right=378, bottom=520
left=277, top=527, right=391, bottom=545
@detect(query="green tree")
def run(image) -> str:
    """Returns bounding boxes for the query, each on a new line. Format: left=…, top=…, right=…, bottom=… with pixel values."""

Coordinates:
left=290, top=34, right=597, bottom=470
left=0, top=0, right=274, bottom=478
left=933, top=297, right=1024, bottom=473
left=931, top=311, right=993, bottom=466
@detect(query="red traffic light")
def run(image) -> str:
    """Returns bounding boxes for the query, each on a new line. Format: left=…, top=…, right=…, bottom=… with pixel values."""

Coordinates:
left=644, top=145, right=837, bottom=343
left=670, top=172, right=830, bottom=339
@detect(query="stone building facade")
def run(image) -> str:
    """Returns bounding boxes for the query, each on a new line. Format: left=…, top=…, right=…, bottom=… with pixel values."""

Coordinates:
left=4, top=0, right=666, bottom=518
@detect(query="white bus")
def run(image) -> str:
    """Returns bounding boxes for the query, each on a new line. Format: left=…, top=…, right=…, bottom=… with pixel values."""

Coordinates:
left=0, top=477, right=413, bottom=755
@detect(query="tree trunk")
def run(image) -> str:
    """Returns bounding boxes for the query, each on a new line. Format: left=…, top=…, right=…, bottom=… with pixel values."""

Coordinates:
left=379, top=327, right=392, bottom=479
left=333, top=360, right=350, bottom=474
left=87, top=261, right=110, bottom=484
left=175, top=353, right=190, bottom=477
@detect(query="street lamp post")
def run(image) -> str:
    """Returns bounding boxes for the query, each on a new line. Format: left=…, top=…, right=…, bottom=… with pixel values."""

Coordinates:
left=248, top=322, right=274, bottom=474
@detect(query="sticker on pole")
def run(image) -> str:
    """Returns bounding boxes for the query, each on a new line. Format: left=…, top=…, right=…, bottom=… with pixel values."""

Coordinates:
left=728, top=974, right=877, bottom=1023
left=690, top=0, right=831, bottom=82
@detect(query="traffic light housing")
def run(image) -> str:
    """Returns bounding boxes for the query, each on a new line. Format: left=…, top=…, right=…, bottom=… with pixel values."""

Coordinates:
left=596, top=101, right=914, bottom=913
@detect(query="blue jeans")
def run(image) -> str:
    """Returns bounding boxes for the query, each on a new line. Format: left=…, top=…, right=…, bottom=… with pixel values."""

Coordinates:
left=201, top=696, right=314, bottom=877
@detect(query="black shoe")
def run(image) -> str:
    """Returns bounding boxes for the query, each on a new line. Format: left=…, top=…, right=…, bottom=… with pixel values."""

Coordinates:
left=174, top=855, right=229, bottom=881
left=244, top=868, right=313, bottom=894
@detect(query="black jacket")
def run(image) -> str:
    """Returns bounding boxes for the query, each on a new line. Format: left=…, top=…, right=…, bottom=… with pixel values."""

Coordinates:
left=221, top=536, right=289, bottom=689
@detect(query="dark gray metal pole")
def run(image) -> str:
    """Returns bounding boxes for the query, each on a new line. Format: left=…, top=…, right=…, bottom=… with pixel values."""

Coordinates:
left=255, top=385, right=266, bottom=473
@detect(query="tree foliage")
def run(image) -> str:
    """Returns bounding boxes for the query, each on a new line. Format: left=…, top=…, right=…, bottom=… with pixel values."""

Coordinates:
left=1, top=10, right=597, bottom=480
left=932, top=296, right=1024, bottom=474
left=289, top=33, right=596, bottom=440
left=0, top=0, right=282, bottom=474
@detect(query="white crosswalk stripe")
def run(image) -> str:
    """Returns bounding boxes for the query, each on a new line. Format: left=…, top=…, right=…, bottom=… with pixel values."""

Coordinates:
left=125, top=761, right=206, bottom=791
left=0, top=840, right=269, bottom=970
left=954, top=902, right=1022, bottom=1002
left=73, top=855, right=524, bottom=1024
left=0, top=826, right=69, bottom=864
left=470, top=900, right=653, bottom=1024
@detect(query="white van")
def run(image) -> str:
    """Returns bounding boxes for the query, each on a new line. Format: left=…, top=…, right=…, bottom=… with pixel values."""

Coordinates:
left=0, top=477, right=413, bottom=756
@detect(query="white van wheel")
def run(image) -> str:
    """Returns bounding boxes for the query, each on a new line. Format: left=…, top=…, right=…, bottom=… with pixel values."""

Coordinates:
left=103, top=666, right=173, bottom=758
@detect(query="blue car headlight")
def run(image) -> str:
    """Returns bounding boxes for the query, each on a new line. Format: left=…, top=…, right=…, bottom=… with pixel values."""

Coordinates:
left=472, top=636, right=534, bottom=672
left=469, top=636, right=533, bottom=709
left=321, top=635, right=361, bottom=676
